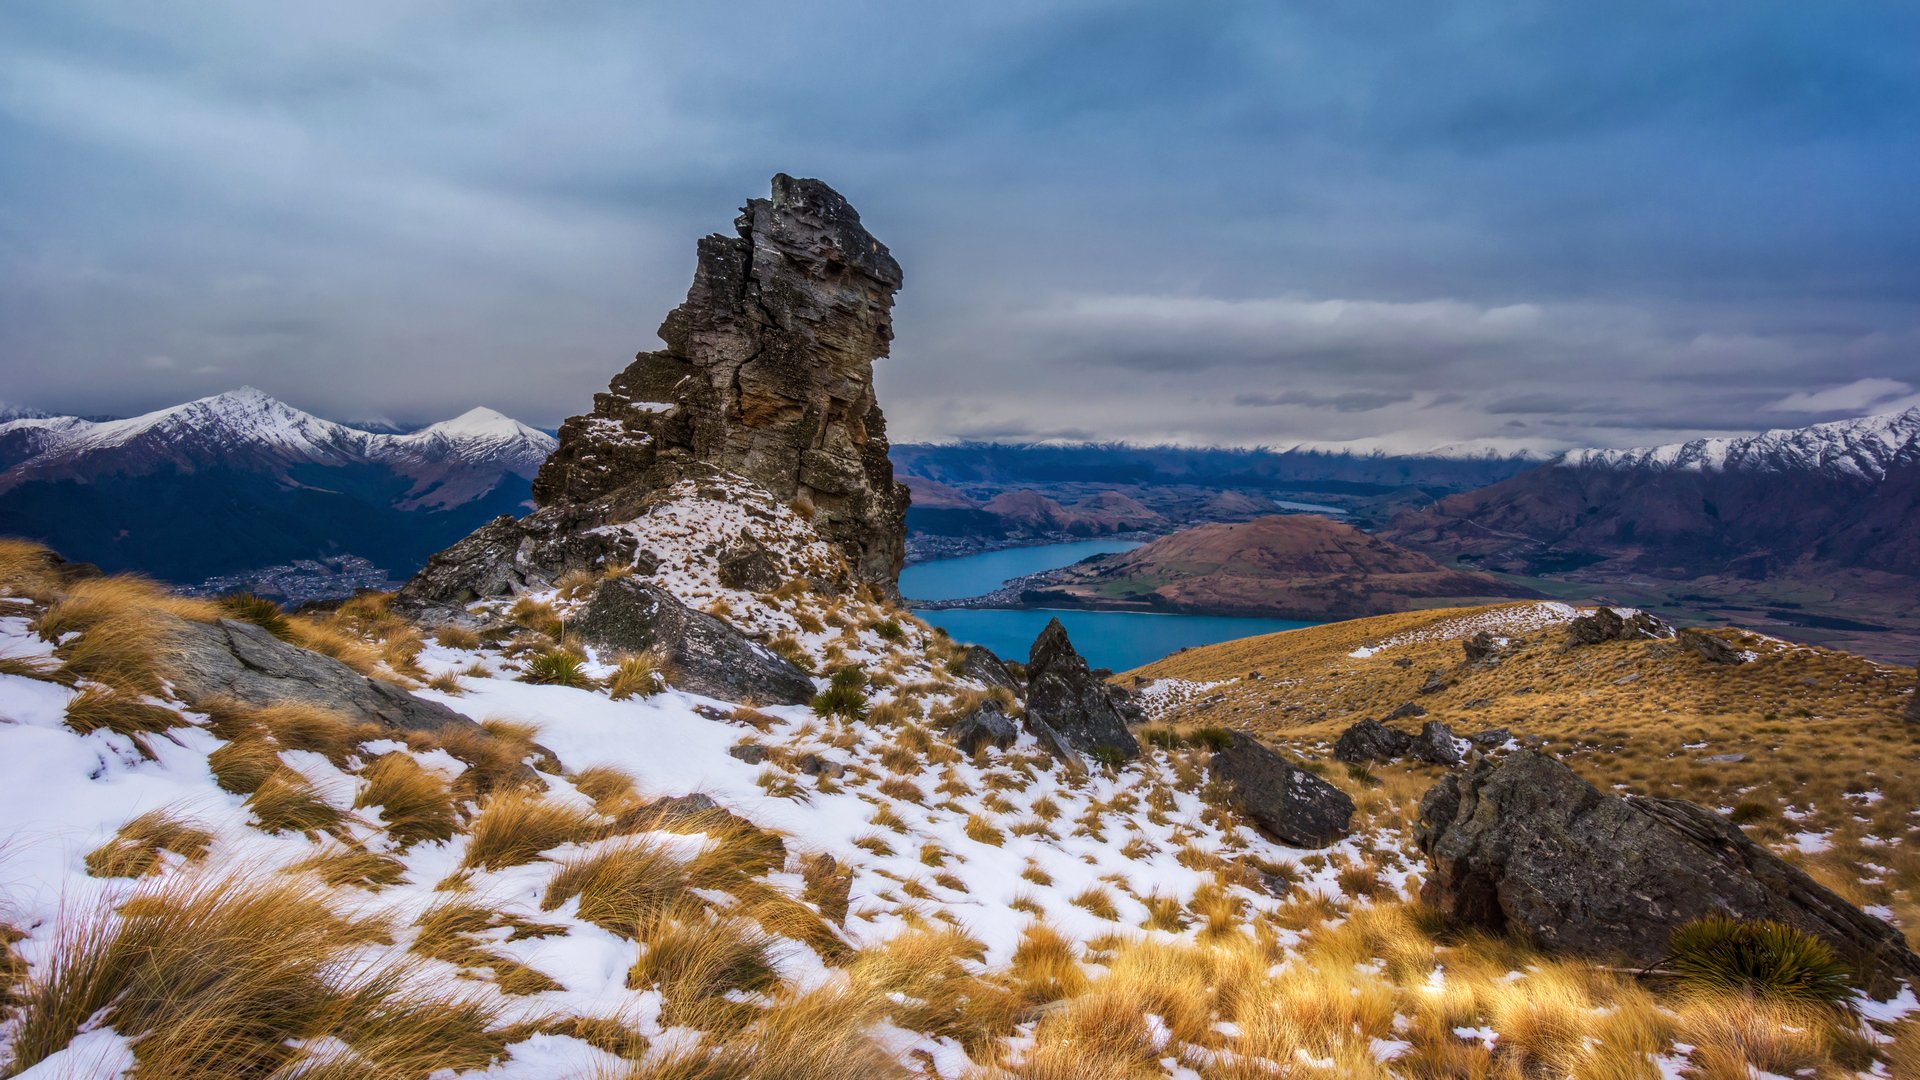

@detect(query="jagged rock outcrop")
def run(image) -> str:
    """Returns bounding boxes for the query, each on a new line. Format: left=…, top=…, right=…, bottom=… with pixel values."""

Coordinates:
left=1462, top=631, right=1504, bottom=665
left=572, top=577, right=815, bottom=705
left=1565, top=606, right=1672, bottom=646
left=1677, top=628, right=1746, bottom=665
left=399, top=174, right=909, bottom=611
left=953, top=644, right=1019, bottom=691
left=1333, top=719, right=1415, bottom=763
left=1417, top=750, right=1920, bottom=994
left=1206, top=732, right=1353, bottom=848
left=1023, top=618, right=1141, bottom=760
left=168, top=618, right=474, bottom=733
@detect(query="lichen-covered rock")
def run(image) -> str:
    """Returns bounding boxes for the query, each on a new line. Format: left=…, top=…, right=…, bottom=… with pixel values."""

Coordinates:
left=1024, top=618, right=1141, bottom=760
left=1333, top=719, right=1415, bottom=763
left=1409, top=720, right=1470, bottom=765
left=953, top=644, right=1019, bottom=691
left=397, top=174, right=909, bottom=611
left=169, top=618, right=473, bottom=733
left=572, top=577, right=814, bottom=705
left=1206, top=731, right=1353, bottom=848
left=1678, top=628, right=1746, bottom=665
left=1565, top=606, right=1673, bottom=646
left=1416, top=750, right=1920, bottom=995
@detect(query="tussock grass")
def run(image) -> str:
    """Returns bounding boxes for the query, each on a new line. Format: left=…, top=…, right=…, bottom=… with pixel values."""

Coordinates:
left=83, top=810, right=213, bottom=878
left=40, top=577, right=217, bottom=694
left=410, top=900, right=566, bottom=996
left=247, top=768, right=345, bottom=835
left=207, top=736, right=280, bottom=795
left=628, top=901, right=778, bottom=1025
left=217, top=593, right=291, bottom=637
left=520, top=648, right=597, bottom=688
left=354, top=751, right=457, bottom=847
left=62, top=686, right=186, bottom=756
left=543, top=835, right=691, bottom=935
left=288, top=844, right=409, bottom=890
left=462, top=787, right=600, bottom=869
left=607, top=651, right=663, bottom=700
left=251, top=701, right=380, bottom=766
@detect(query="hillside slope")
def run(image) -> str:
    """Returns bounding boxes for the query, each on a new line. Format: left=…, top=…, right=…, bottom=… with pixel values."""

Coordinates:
left=1017, top=515, right=1536, bottom=618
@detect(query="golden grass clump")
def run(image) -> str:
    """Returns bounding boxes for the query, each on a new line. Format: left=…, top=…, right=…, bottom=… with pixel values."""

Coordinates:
left=627, top=901, right=778, bottom=1025
left=606, top=651, right=663, bottom=700
left=542, top=836, right=692, bottom=935
left=39, top=577, right=216, bottom=694
left=461, top=787, right=600, bottom=869
left=409, top=900, right=566, bottom=996
left=83, top=810, right=214, bottom=879
left=246, top=768, right=345, bottom=835
left=355, top=751, right=458, bottom=847
left=250, top=701, right=380, bottom=766
left=62, top=686, right=187, bottom=756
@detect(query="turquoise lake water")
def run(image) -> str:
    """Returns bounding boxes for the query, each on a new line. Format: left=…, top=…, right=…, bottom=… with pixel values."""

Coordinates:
left=902, top=539, right=1317, bottom=671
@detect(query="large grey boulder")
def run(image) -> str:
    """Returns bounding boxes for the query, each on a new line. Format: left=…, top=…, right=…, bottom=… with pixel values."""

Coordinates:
left=945, top=700, right=1019, bottom=755
left=1206, top=732, right=1353, bottom=848
left=168, top=618, right=473, bottom=733
left=1417, top=750, right=1920, bottom=994
left=1023, top=618, right=1141, bottom=760
left=573, top=577, right=814, bottom=705
left=1333, top=719, right=1414, bottom=763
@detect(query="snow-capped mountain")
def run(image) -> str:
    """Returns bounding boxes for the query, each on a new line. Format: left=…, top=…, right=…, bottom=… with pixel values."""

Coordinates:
left=1385, top=406, right=1920, bottom=582
left=1557, top=407, right=1920, bottom=480
left=0, top=389, right=558, bottom=592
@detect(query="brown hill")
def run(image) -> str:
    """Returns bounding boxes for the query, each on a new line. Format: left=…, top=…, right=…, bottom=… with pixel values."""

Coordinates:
left=1019, top=514, right=1535, bottom=618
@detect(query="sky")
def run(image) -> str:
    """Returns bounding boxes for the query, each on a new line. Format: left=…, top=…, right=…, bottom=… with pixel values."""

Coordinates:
left=3, top=1, right=1918, bottom=455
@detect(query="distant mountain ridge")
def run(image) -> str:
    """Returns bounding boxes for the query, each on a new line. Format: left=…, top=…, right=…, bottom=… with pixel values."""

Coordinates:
left=0, top=388, right=556, bottom=592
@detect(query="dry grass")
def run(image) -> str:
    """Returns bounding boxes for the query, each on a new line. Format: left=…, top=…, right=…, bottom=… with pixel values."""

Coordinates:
left=38, top=577, right=216, bottom=694
left=461, top=787, right=601, bottom=869
left=62, top=686, right=186, bottom=757
left=606, top=651, right=663, bottom=700
left=354, top=751, right=458, bottom=847
left=83, top=810, right=213, bottom=878
left=247, top=768, right=345, bottom=835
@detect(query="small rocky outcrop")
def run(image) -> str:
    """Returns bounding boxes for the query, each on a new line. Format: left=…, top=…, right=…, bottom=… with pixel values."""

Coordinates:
left=1565, top=606, right=1672, bottom=646
left=1385, top=701, right=1426, bottom=722
left=1417, top=670, right=1449, bottom=695
left=1417, top=750, right=1920, bottom=994
left=1023, top=618, right=1141, bottom=760
left=952, top=644, right=1018, bottom=691
left=170, top=618, right=473, bottom=733
left=1333, top=719, right=1415, bottom=763
left=1409, top=720, right=1470, bottom=766
left=572, top=577, right=814, bottom=705
left=399, top=174, right=909, bottom=612
left=717, top=534, right=781, bottom=592
left=1462, top=631, right=1504, bottom=665
left=946, top=700, right=1019, bottom=754
left=1206, top=731, right=1353, bottom=848
left=1677, top=628, right=1746, bottom=665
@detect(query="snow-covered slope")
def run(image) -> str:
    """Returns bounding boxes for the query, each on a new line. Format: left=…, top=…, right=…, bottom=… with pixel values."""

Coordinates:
left=1556, top=406, right=1920, bottom=479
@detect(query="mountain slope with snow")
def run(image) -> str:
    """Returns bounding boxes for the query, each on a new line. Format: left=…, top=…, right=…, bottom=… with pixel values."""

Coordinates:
left=0, top=389, right=557, bottom=591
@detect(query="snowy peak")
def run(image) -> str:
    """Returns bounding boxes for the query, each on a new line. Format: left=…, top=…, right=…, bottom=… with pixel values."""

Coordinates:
left=1555, top=406, right=1920, bottom=481
left=387, top=407, right=557, bottom=476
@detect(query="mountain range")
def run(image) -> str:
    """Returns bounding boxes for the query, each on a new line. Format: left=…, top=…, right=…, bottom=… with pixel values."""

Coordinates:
left=0, top=387, right=556, bottom=592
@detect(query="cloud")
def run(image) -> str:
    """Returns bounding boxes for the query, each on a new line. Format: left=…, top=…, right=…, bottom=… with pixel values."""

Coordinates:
left=1233, top=389, right=1415, bottom=412
left=1765, top=378, right=1914, bottom=414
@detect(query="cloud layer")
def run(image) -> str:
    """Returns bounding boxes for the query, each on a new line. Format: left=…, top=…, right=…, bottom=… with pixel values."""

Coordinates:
left=3, top=1, right=1918, bottom=453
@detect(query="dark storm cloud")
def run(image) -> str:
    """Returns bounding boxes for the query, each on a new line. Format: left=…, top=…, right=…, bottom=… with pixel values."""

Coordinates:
left=2, top=1, right=1917, bottom=453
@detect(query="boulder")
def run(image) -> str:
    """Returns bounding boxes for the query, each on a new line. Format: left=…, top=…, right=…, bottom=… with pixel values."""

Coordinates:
left=1565, top=606, right=1672, bottom=647
left=1462, top=631, right=1503, bottom=664
left=1385, top=701, right=1426, bottom=722
left=1416, top=750, right=1920, bottom=994
left=1678, top=628, right=1746, bottom=665
left=953, top=644, right=1019, bottom=691
left=947, top=700, right=1019, bottom=755
left=717, top=534, right=782, bottom=592
left=1020, top=712, right=1088, bottom=774
left=396, top=512, right=643, bottom=616
left=1466, top=727, right=1513, bottom=750
left=1409, top=720, right=1470, bottom=766
left=1024, top=618, right=1141, bottom=760
left=573, top=577, right=814, bottom=705
left=1418, top=670, right=1449, bottom=695
left=1333, top=719, right=1415, bottom=763
left=168, top=618, right=474, bottom=734
left=1205, top=731, right=1353, bottom=848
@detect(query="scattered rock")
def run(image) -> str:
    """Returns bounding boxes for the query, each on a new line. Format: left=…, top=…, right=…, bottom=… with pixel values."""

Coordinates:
left=1462, top=631, right=1503, bottom=664
left=1565, top=606, right=1673, bottom=647
left=573, top=577, right=815, bottom=705
left=717, top=534, right=781, bottom=592
left=1385, top=701, right=1427, bottom=722
left=1410, top=720, right=1470, bottom=766
left=1416, top=750, right=1920, bottom=995
left=1466, top=727, right=1513, bottom=749
left=727, top=742, right=768, bottom=765
left=1391, top=658, right=1413, bottom=668
left=1333, top=719, right=1415, bottom=763
left=1678, top=628, right=1746, bottom=665
left=1700, top=752, right=1746, bottom=764
left=1418, top=670, right=1449, bottom=695
left=946, top=700, right=1019, bottom=755
left=953, top=644, right=1019, bottom=691
left=794, top=752, right=845, bottom=779
left=1205, top=732, right=1353, bottom=848
left=1024, top=618, right=1141, bottom=760
left=169, top=618, right=473, bottom=734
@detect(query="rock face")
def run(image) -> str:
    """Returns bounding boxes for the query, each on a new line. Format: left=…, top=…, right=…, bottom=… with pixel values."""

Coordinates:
left=1206, top=732, right=1353, bottom=848
left=954, top=645, right=1018, bottom=691
left=398, top=174, right=909, bottom=610
left=1417, top=750, right=1920, bottom=993
left=572, top=577, right=815, bottom=705
left=1565, top=606, right=1672, bottom=646
left=1333, top=719, right=1415, bottom=763
left=169, top=618, right=474, bottom=733
left=1409, top=720, right=1470, bottom=766
left=1023, top=618, right=1141, bottom=760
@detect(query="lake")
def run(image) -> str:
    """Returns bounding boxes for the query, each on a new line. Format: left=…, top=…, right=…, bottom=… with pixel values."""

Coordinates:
left=903, top=539, right=1317, bottom=671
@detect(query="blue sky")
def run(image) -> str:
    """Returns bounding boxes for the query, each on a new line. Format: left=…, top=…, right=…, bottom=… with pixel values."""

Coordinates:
left=3, top=1, right=1918, bottom=452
